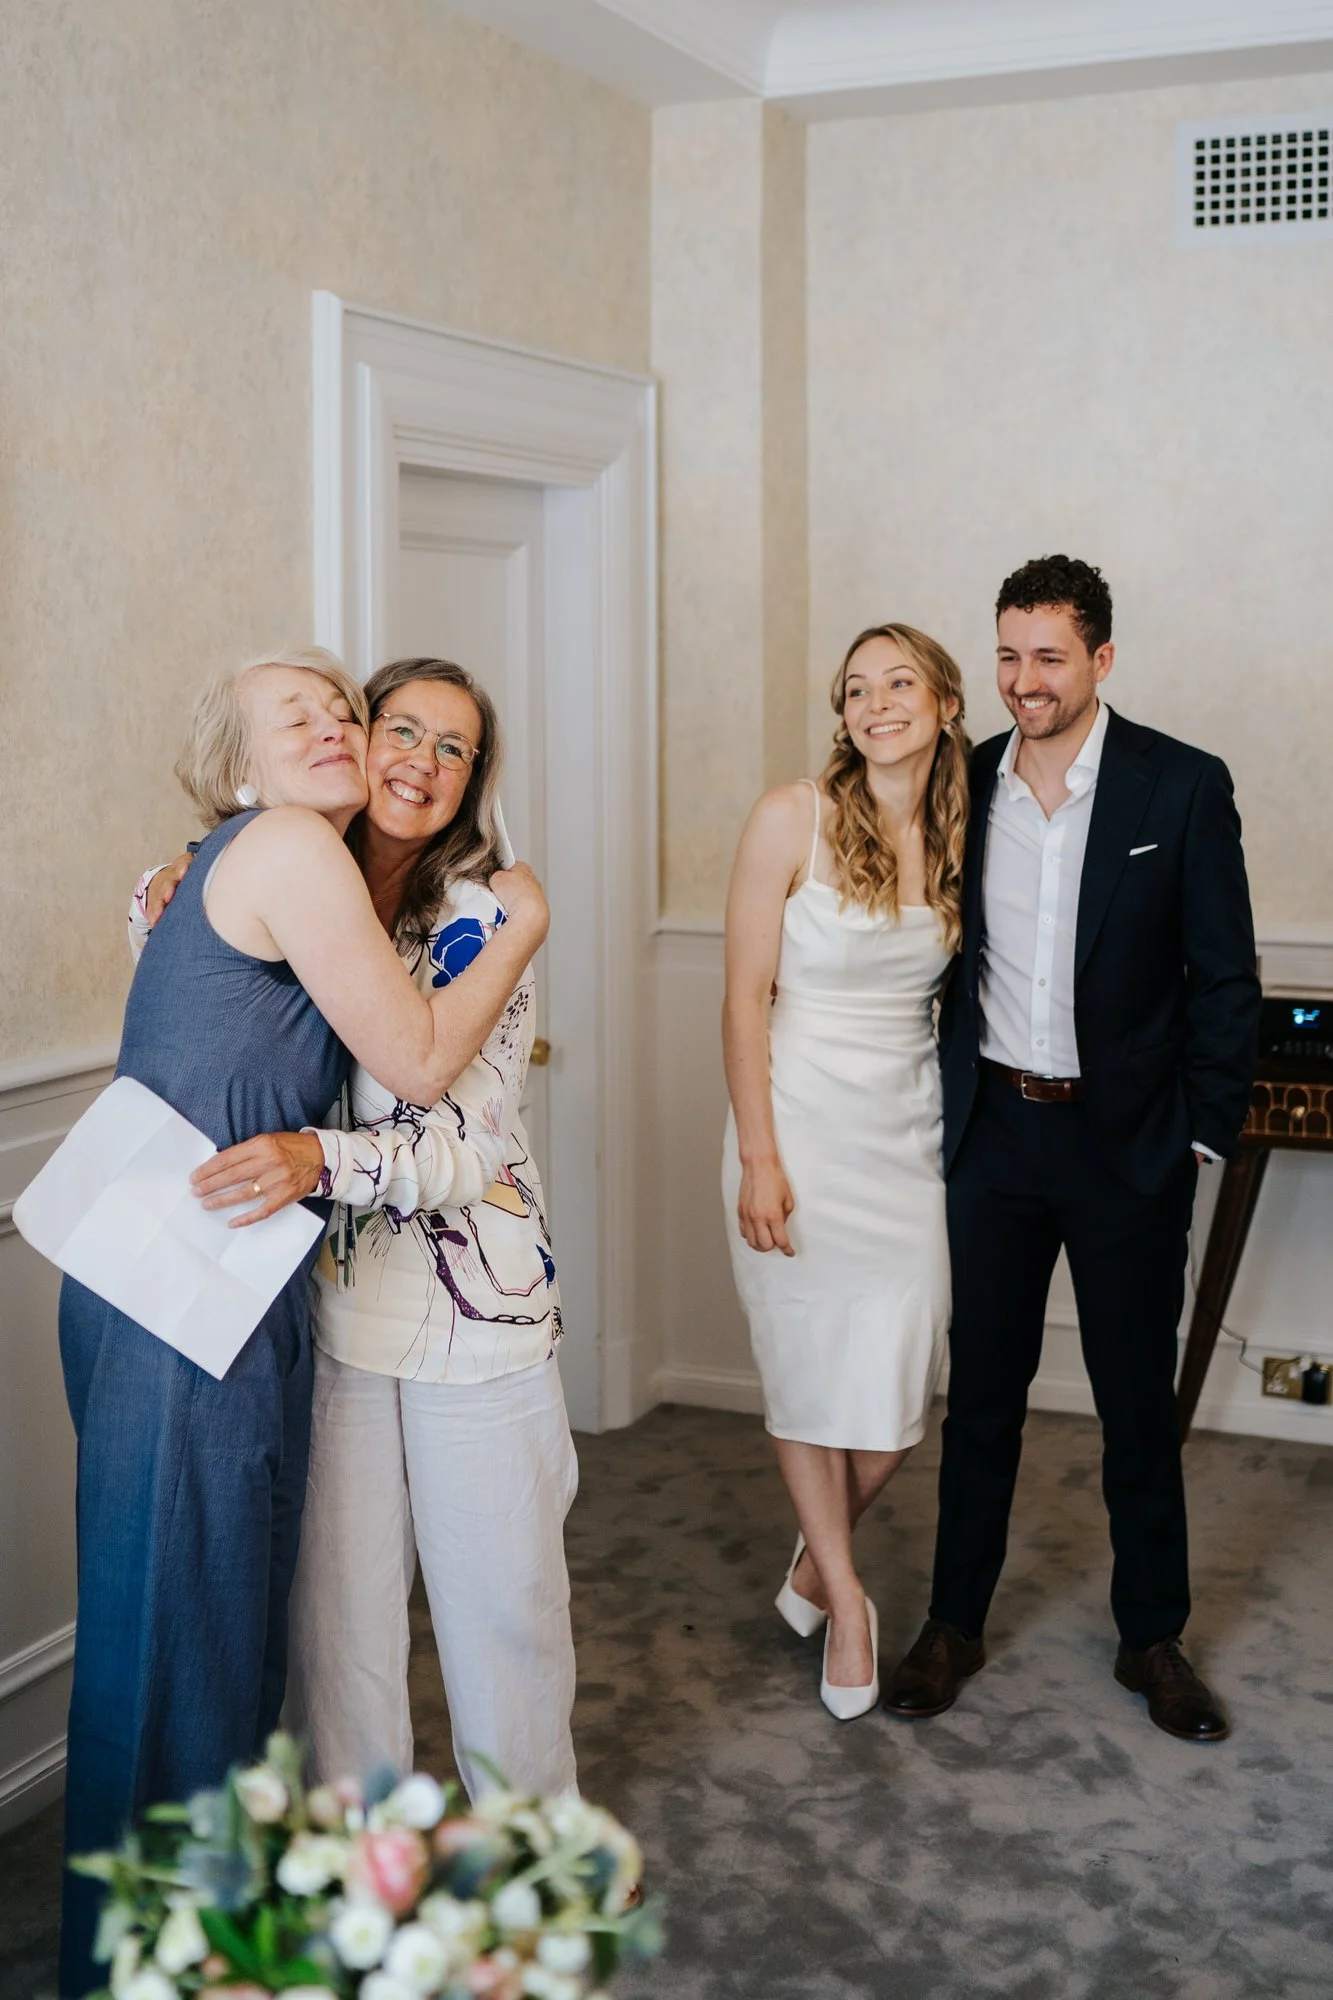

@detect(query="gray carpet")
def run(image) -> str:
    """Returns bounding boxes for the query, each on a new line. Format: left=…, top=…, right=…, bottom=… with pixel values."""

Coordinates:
left=4, top=1403, right=1332, bottom=1999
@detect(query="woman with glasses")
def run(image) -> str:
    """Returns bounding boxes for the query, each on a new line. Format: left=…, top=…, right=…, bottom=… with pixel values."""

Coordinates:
left=134, top=657, right=576, bottom=1803
left=65, top=647, right=548, bottom=1998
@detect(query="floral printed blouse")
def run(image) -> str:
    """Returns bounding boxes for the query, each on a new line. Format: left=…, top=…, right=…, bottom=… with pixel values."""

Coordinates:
left=129, top=871, right=560, bottom=1385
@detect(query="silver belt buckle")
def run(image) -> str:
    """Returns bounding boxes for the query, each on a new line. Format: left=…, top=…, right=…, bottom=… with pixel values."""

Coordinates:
left=1019, top=1071, right=1042, bottom=1101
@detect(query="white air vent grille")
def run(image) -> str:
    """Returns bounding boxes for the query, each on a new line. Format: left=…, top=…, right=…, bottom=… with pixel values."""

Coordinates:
left=1176, top=113, right=1333, bottom=244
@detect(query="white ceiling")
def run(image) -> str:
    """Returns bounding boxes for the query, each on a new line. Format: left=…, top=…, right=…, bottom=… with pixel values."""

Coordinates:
left=446, top=0, right=1333, bottom=116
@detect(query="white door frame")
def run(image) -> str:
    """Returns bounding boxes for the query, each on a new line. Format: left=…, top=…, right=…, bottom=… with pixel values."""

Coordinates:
left=311, top=293, right=658, bottom=1433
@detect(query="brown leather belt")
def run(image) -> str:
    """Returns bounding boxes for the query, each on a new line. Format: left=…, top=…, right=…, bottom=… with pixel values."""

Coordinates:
left=983, top=1059, right=1085, bottom=1104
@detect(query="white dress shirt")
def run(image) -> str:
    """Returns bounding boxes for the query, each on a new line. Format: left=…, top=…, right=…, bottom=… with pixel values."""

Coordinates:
left=979, top=700, right=1110, bottom=1078
left=976, top=703, right=1218, bottom=1161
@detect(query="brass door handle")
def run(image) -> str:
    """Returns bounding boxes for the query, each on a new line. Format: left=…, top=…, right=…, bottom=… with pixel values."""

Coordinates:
left=530, top=1037, right=551, bottom=1067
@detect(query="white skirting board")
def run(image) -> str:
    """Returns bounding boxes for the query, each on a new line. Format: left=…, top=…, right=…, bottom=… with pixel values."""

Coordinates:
left=655, top=1320, right=1333, bottom=1448
left=0, top=1621, right=74, bottom=1835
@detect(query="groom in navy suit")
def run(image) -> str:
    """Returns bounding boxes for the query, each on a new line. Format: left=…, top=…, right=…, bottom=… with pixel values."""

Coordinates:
left=884, top=555, right=1260, bottom=1740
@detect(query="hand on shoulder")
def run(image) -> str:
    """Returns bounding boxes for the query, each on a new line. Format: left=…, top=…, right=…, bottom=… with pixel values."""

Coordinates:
left=488, top=861, right=550, bottom=954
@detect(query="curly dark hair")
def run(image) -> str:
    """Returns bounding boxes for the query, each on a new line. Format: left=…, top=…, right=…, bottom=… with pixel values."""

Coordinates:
left=995, top=555, right=1113, bottom=654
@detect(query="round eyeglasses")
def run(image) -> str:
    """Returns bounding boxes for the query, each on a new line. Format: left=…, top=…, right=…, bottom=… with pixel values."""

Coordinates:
left=375, top=712, right=479, bottom=772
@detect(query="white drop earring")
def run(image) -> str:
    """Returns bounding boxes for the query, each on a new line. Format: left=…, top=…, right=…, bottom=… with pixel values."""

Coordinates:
left=235, top=783, right=259, bottom=809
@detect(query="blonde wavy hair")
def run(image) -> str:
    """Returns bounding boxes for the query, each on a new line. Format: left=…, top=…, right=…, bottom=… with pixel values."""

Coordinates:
left=819, top=623, right=970, bottom=954
left=175, top=644, right=369, bottom=829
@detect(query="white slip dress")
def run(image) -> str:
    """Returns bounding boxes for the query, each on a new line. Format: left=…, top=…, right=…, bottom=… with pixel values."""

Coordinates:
left=721, top=780, right=953, bottom=1452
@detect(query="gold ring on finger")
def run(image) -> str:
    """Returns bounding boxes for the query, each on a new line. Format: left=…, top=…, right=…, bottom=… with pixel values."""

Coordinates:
left=252, top=1180, right=263, bottom=1198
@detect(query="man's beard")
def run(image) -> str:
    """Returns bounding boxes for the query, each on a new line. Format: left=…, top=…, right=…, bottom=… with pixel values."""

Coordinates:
left=1007, top=690, right=1094, bottom=740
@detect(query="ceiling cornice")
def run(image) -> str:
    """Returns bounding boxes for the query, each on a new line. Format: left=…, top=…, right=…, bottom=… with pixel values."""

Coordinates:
left=765, top=2, right=1333, bottom=101
left=596, top=0, right=769, bottom=93
left=444, top=1, right=1333, bottom=115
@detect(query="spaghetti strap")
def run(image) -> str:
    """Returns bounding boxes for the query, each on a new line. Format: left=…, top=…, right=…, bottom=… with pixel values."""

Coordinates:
left=801, top=778, right=822, bottom=885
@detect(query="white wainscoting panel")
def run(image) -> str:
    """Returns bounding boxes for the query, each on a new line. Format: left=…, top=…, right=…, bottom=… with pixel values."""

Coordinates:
left=650, top=927, right=1333, bottom=1448
left=0, top=1047, right=113, bottom=1833
left=651, top=932, right=757, bottom=1411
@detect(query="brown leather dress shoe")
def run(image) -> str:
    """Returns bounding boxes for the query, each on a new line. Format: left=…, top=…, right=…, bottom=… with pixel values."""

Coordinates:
left=1114, top=1638, right=1230, bottom=1741
left=881, top=1617, right=985, bottom=1717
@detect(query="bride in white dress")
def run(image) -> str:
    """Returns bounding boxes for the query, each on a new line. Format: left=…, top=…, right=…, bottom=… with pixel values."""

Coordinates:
left=721, top=623, right=968, bottom=1719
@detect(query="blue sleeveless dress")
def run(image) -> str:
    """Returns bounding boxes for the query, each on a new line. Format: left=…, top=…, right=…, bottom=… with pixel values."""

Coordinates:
left=57, top=810, right=348, bottom=1997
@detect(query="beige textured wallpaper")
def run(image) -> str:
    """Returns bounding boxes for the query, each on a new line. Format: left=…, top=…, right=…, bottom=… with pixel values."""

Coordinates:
left=0, top=0, right=649, bottom=1061
left=806, top=74, right=1333, bottom=929
left=654, top=101, right=807, bottom=924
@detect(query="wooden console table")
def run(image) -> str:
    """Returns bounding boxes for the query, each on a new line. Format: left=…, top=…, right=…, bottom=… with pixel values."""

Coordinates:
left=1177, top=1075, right=1333, bottom=1439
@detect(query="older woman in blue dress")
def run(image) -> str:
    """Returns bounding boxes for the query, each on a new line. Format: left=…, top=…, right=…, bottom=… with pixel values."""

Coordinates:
left=64, top=647, right=548, bottom=1997
left=137, top=658, right=577, bottom=1805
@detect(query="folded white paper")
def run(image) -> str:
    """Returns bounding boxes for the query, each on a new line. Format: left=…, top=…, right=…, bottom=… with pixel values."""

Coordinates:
left=13, top=1076, right=324, bottom=1379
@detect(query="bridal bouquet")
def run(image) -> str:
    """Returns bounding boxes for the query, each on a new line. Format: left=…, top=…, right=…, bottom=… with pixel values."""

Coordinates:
left=74, top=1735, right=662, bottom=2000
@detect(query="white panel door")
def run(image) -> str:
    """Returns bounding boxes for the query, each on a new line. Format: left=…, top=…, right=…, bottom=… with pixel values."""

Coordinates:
left=396, top=469, right=549, bottom=1176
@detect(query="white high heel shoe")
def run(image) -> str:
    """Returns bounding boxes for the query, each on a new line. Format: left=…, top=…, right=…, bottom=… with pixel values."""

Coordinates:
left=775, top=1536, right=828, bottom=1638
left=821, top=1596, right=879, bottom=1721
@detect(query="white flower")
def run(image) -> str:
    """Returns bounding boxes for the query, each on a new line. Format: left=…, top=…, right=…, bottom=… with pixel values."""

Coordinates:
left=543, top=1797, right=640, bottom=1911
left=543, top=1797, right=606, bottom=1852
left=276, top=1833, right=348, bottom=1896
left=329, top=1897, right=395, bottom=1969
left=360, top=1976, right=418, bottom=2000
left=385, top=1921, right=451, bottom=1992
left=490, top=1880, right=542, bottom=1932
left=536, top=1932, right=591, bottom=1975
left=472, top=1788, right=524, bottom=1829
left=509, top=1807, right=554, bottom=1855
left=154, top=1904, right=208, bottom=1974
left=306, top=1784, right=344, bottom=1829
left=234, top=1763, right=289, bottom=1824
left=385, top=1774, right=447, bottom=1830
left=520, top=1970, right=580, bottom=2000
left=109, top=1934, right=142, bottom=1997
left=418, top=1893, right=488, bottom=1960
left=120, top=1972, right=179, bottom=2000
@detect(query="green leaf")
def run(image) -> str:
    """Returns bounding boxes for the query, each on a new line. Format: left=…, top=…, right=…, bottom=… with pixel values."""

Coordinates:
left=270, top=1959, right=336, bottom=1990
left=90, top=1900, right=136, bottom=1963
left=199, top=1906, right=263, bottom=1979
left=67, top=1854, right=117, bottom=1883
left=467, top=1751, right=509, bottom=1793
left=591, top=1927, right=618, bottom=1982
left=254, top=1903, right=279, bottom=1971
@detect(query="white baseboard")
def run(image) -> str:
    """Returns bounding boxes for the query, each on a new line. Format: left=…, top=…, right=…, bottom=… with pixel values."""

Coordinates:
left=0, top=1735, right=65, bottom=1837
left=656, top=1329, right=1333, bottom=1446
left=655, top=1362, right=766, bottom=1416
left=0, top=1622, right=75, bottom=1833
left=0, top=1621, right=75, bottom=1704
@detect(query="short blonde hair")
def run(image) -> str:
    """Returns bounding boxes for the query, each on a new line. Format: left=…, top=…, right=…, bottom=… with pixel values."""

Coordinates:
left=175, top=645, right=369, bottom=829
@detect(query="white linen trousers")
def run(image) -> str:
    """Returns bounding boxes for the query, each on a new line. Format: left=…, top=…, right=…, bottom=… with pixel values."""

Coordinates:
left=285, top=1346, right=579, bottom=1801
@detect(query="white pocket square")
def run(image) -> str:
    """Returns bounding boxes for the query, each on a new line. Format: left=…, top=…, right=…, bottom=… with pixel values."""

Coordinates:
left=1128, top=844, right=1158, bottom=856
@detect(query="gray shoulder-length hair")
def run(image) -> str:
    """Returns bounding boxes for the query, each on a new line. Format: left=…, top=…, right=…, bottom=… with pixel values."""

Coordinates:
left=356, top=656, right=506, bottom=952
left=174, top=644, right=369, bottom=829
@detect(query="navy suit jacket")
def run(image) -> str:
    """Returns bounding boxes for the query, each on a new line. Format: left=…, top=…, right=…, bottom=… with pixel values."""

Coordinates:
left=940, top=709, right=1262, bottom=1193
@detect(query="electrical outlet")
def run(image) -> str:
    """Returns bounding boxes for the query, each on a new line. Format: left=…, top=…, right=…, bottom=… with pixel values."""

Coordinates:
left=1262, top=1356, right=1306, bottom=1400
left=1302, top=1363, right=1332, bottom=1406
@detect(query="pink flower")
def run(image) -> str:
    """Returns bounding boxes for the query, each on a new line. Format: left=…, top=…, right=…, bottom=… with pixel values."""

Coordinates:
left=432, top=1815, right=489, bottom=1860
left=344, top=1828, right=430, bottom=1917
left=466, top=1958, right=523, bottom=2000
